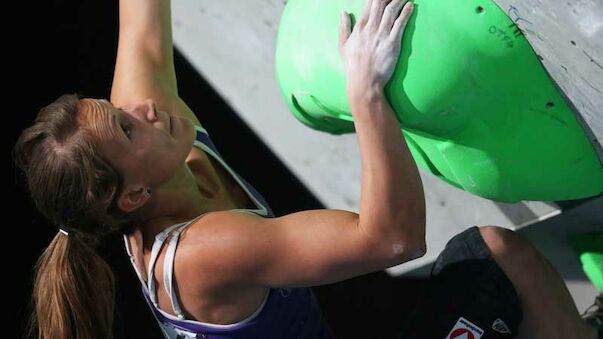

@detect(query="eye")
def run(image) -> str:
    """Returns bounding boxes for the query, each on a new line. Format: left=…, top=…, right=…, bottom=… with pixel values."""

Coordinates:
left=121, top=121, right=132, bottom=139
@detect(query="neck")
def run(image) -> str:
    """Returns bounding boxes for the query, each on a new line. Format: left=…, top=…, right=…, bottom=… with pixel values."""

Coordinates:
left=131, top=164, right=213, bottom=243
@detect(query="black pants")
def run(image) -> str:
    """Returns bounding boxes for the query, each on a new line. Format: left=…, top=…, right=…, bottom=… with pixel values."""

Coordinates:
left=399, top=226, right=522, bottom=339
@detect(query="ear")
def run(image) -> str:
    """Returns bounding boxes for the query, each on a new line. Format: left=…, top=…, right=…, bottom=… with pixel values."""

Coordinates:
left=117, top=185, right=150, bottom=213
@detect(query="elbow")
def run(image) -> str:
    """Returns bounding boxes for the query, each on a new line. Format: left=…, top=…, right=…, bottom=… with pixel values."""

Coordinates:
left=360, top=215, right=427, bottom=266
left=384, top=236, right=426, bottom=265
left=408, top=224, right=427, bottom=259
left=408, top=240, right=426, bottom=259
left=389, top=224, right=427, bottom=262
left=407, top=213, right=426, bottom=259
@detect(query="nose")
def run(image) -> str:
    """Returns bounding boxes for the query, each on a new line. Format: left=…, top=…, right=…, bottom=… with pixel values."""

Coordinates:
left=142, top=99, right=158, bottom=122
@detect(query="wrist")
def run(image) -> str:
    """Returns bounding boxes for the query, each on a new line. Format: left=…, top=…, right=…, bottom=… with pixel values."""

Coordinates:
left=346, top=84, right=385, bottom=106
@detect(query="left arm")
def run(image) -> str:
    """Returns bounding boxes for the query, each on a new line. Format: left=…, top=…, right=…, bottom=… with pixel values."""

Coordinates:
left=110, top=0, right=202, bottom=128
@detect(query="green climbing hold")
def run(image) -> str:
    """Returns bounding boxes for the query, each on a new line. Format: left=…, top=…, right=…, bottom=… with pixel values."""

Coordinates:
left=572, top=233, right=603, bottom=292
left=275, top=0, right=603, bottom=202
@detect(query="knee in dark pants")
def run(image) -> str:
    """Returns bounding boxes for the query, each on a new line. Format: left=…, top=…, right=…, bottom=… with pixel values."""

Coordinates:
left=407, top=226, right=525, bottom=339
left=477, top=226, right=534, bottom=263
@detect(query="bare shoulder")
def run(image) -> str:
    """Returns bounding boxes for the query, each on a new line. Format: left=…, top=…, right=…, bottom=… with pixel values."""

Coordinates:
left=175, top=211, right=267, bottom=290
left=177, top=210, right=269, bottom=263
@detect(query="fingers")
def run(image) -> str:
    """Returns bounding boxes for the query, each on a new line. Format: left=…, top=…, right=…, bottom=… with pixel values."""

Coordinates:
left=379, top=0, right=406, bottom=34
left=367, top=0, right=390, bottom=30
left=356, top=0, right=373, bottom=28
left=339, top=11, right=352, bottom=53
left=390, top=1, right=413, bottom=43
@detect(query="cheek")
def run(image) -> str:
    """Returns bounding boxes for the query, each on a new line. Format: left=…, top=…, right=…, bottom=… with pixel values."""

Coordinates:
left=140, top=136, right=187, bottom=180
left=154, top=142, right=183, bottom=172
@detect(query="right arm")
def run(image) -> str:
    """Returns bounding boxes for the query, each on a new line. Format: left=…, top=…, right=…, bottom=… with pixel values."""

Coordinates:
left=184, top=0, right=424, bottom=289
left=350, top=86, right=425, bottom=259
left=337, top=0, right=425, bottom=252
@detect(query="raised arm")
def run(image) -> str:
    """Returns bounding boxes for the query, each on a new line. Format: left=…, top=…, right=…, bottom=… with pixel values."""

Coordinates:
left=340, top=0, right=425, bottom=261
left=110, top=0, right=202, bottom=127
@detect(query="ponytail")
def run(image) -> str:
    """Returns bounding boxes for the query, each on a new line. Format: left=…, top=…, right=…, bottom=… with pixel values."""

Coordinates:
left=27, top=232, right=115, bottom=339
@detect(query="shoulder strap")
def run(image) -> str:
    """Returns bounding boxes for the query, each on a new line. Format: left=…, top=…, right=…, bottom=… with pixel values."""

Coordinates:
left=162, top=223, right=192, bottom=319
left=193, top=124, right=221, bottom=155
left=146, top=223, right=186, bottom=307
left=147, top=214, right=206, bottom=317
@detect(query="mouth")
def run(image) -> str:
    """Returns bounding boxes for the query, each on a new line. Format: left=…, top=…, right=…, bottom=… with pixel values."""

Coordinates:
left=168, top=115, right=173, bottom=135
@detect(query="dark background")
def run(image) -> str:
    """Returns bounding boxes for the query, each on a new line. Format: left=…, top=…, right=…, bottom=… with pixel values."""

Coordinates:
left=11, top=1, right=428, bottom=338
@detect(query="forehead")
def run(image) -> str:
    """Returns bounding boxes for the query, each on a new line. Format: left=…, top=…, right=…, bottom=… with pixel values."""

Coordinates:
left=78, top=99, right=132, bottom=170
left=78, top=98, right=121, bottom=141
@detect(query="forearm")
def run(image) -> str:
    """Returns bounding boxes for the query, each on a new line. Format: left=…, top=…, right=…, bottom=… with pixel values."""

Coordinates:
left=350, top=88, right=425, bottom=251
left=119, top=0, right=172, bottom=57
left=116, top=0, right=176, bottom=88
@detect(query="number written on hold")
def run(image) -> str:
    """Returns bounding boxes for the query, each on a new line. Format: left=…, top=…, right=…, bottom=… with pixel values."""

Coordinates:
left=488, top=24, right=520, bottom=48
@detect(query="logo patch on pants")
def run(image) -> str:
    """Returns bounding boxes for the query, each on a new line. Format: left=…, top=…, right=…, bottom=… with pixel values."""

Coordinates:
left=492, top=318, right=511, bottom=334
left=445, top=317, right=484, bottom=339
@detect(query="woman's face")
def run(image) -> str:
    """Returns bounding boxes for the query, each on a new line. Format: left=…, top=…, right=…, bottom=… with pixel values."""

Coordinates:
left=78, top=98, right=195, bottom=194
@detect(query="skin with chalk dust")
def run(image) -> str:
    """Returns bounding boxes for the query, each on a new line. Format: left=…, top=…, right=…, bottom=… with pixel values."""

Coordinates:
left=392, top=243, right=405, bottom=256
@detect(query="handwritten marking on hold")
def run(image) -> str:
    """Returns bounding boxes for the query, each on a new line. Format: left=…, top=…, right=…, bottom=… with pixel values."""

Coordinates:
left=507, top=5, right=533, bottom=26
left=508, top=23, right=523, bottom=37
left=489, top=25, right=514, bottom=48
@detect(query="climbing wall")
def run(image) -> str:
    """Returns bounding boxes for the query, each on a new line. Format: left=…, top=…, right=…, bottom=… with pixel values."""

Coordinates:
left=492, top=0, right=603, bottom=162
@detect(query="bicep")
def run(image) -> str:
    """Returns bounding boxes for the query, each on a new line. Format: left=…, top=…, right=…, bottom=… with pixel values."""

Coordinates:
left=185, top=209, right=419, bottom=289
